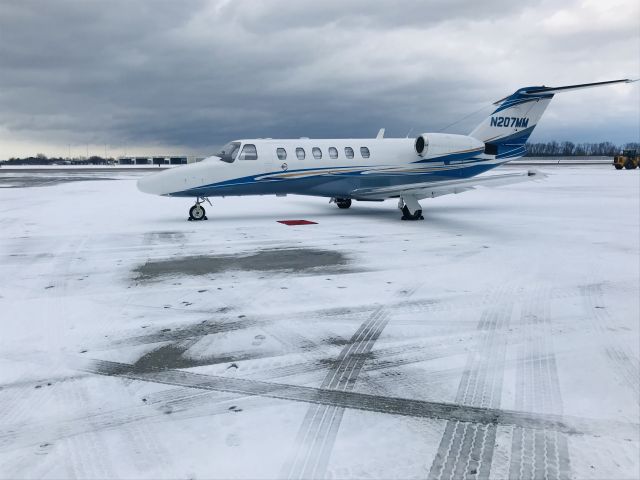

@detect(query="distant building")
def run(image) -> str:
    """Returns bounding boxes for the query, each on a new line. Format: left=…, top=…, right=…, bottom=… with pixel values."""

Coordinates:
left=114, top=155, right=200, bottom=166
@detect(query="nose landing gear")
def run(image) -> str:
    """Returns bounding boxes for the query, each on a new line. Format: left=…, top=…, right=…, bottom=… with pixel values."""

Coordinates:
left=188, top=197, right=211, bottom=221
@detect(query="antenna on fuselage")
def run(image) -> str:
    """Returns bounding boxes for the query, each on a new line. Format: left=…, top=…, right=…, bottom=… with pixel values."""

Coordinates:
left=376, top=128, right=385, bottom=139
left=405, top=128, right=413, bottom=138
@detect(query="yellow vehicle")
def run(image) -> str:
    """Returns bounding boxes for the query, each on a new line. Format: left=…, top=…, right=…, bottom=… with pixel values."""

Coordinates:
left=613, top=149, right=639, bottom=169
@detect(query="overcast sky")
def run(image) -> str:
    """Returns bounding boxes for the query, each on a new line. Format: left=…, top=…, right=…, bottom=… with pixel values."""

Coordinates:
left=0, top=0, right=638, bottom=158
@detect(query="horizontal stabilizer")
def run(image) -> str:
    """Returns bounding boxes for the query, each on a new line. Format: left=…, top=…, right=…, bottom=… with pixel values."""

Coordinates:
left=493, top=79, right=635, bottom=104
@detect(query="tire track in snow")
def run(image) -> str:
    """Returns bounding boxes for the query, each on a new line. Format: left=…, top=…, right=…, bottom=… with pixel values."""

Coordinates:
left=280, top=284, right=422, bottom=479
left=0, top=236, right=117, bottom=479
left=117, top=335, right=473, bottom=417
left=55, top=377, right=117, bottom=479
left=0, top=300, right=366, bottom=453
left=580, top=283, right=639, bottom=398
left=138, top=334, right=471, bottom=414
left=5, top=283, right=632, bottom=467
left=393, top=281, right=630, bottom=323
left=7, top=356, right=628, bottom=447
left=0, top=237, right=85, bottom=431
left=427, top=287, right=514, bottom=480
left=508, top=287, right=571, bottom=480
left=282, top=305, right=391, bottom=479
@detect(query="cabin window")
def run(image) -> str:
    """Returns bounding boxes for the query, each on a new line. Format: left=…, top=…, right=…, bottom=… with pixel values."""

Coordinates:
left=276, top=148, right=287, bottom=160
left=312, top=147, right=322, bottom=160
left=329, top=147, right=338, bottom=159
left=360, top=147, right=370, bottom=158
left=296, top=147, right=306, bottom=160
left=239, top=144, right=258, bottom=160
left=345, top=147, right=354, bottom=159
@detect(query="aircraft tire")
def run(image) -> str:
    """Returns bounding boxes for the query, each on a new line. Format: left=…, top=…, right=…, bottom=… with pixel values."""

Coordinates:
left=401, top=206, right=423, bottom=220
left=336, top=198, right=352, bottom=209
left=189, top=204, right=206, bottom=220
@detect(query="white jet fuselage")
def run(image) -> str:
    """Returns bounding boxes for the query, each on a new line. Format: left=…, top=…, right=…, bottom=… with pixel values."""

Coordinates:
left=137, top=134, right=490, bottom=200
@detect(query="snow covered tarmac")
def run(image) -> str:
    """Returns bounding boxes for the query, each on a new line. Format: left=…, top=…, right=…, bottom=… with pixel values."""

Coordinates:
left=0, top=166, right=638, bottom=479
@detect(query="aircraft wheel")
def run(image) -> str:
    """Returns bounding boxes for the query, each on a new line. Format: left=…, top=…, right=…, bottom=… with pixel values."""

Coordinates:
left=336, top=198, right=352, bottom=209
left=401, top=206, right=423, bottom=221
left=189, top=204, right=207, bottom=221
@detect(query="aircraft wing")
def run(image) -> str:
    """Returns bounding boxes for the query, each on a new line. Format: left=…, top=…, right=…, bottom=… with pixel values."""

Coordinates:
left=351, top=169, right=547, bottom=200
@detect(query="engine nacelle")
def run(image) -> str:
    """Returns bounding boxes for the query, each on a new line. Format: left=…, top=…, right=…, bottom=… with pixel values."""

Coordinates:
left=414, top=133, right=484, bottom=158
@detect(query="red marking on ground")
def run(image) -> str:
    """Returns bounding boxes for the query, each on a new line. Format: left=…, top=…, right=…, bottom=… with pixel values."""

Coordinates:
left=277, top=220, right=318, bottom=226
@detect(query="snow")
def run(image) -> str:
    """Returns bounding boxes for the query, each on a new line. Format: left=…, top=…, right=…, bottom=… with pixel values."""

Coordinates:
left=0, top=166, right=638, bottom=479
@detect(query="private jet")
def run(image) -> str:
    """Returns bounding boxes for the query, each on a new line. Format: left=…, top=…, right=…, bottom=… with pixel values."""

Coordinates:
left=137, top=79, right=635, bottom=220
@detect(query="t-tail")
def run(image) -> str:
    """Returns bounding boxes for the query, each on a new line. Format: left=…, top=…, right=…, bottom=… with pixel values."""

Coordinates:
left=470, top=79, right=636, bottom=160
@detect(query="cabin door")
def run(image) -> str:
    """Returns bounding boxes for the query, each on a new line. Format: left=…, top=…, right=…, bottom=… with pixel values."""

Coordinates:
left=261, top=146, right=274, bottom=174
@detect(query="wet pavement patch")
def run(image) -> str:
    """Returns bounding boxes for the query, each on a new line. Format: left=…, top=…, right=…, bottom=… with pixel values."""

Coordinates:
left=133, top=248, right=351, bottom=281
left=113, top=318, right=258, bottom=347
left=128, top=342, right=268, bottom=373
left=323, top=336, right=351, bottom=346
left=131, top=343, right=202, bottom=372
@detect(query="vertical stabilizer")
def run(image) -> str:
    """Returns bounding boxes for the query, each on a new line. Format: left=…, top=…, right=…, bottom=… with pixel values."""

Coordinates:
left=470, top=79, right=635, bottom=159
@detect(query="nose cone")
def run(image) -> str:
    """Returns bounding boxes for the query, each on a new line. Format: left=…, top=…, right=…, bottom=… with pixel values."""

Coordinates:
left=137, top=169, right=182, bottom=196
left=137, top=160, right=223, bottom=196
left=137, top=172, right=163, bottom=195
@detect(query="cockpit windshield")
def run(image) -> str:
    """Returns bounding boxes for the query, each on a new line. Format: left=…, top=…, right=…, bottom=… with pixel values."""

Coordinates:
left=216, top=142, right=241, bottom=163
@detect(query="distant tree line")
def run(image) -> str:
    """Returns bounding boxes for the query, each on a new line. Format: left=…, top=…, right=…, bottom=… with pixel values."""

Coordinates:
left=1, top=143, right=639, bottom=164
left=524, top=142, right=639, bottom=157
left=1, top=154, right=115, bottom=165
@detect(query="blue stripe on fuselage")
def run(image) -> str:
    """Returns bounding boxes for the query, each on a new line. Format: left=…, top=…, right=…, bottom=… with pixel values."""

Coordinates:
left=168, top=157, right=500, bottom=198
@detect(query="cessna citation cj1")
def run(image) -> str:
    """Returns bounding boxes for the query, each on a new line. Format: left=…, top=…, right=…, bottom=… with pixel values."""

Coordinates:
left=137, top=79, right=635, bottom=221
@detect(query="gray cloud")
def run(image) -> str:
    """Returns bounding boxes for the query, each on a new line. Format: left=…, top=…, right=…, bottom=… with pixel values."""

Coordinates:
left=0, top=0, right=638, bottom=157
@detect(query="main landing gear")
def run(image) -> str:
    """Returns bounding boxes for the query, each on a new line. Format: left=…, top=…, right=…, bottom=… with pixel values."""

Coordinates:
left=188, top=197, right=211, bottom=221
left=336, top=198, right=352, bottom=209
left=330, top=198, right=352, bottom=209
left=330, top=196, right=423, bottom=220
left=398, top=195, right=424, bottom=221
